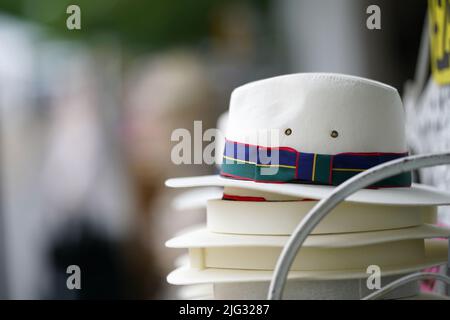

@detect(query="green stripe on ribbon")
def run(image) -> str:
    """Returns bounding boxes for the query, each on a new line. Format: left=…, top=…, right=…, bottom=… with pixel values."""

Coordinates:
left=221, top=157, right=412, bottom=187
left=313, top=154, right=332, bottom=184
left=221, top=158, right=296, bottom=182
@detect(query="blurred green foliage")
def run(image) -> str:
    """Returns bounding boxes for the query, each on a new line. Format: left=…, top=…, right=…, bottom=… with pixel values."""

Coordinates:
left=0, top=0, right=268, bottom=49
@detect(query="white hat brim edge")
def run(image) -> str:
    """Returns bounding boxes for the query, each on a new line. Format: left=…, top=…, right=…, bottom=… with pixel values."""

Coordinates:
left=166, top=175, right=450, bottom=206
left=165, top=224, right=450, bottom=249
left=167, top=239, right=448, bottom=285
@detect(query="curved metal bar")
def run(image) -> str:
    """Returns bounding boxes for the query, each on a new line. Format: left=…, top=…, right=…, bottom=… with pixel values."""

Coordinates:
left=362, top=272, right=450, bottom=300
left=268, top=153, right=450, bottom=300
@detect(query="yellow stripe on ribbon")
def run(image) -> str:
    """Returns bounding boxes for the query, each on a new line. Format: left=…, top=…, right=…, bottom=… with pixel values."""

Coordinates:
left=311, top=153, right=317, bottom=181
left=222, top=155, right=296, bottom=169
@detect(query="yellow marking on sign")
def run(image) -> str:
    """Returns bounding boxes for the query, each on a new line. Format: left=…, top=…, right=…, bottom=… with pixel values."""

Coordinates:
left=429, top=0, right=450, bottom=84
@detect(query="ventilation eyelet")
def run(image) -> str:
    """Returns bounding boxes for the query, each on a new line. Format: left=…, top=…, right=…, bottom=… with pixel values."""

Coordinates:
left=330, top=130, right=339, bottom=138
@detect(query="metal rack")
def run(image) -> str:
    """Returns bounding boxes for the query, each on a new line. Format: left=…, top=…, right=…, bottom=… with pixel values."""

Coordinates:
left=268, top=153, right=450, bottom=300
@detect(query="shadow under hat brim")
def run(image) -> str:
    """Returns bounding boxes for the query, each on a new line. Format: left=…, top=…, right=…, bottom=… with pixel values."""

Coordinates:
left=166, top=175, right=450, bottom=206
left=167, top=239, right=448, bottom=285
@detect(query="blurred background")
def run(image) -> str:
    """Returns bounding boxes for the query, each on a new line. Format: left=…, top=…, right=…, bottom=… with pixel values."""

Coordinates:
left=0, top=0, right=433, bottom=299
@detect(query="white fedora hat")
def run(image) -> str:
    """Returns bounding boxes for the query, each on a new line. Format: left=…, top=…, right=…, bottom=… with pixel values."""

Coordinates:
left=168, top=240, right=448, bottom=284
left=166, top=73, right=450, bottom=205
left=212, top=274, right=420, bottom=300
left=205, top=198, right=437, bottom=235
left=167, top=238, right=448, bottom=284
left=166, top=225, right=449, bottom=279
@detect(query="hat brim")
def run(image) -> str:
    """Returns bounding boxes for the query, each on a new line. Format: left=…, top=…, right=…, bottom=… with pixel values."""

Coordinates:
left=176, top=289, right=450, bottom=301
left=172, top=188, right=223, bottom=211
left=199, top=273, right=419, bottom=300
left=166, top=175, right=450, bottom=206
left=178, top=292, right=450, bottom=300
left=177, top=284, right=213, bottom=300
left=167, top=239, right=448, bottom=285
left=166, top=225, right=450, bottom=249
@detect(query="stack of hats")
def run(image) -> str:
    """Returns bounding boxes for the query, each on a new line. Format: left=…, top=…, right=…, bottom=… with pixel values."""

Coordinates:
left=165, top=73, right=450, bottom=299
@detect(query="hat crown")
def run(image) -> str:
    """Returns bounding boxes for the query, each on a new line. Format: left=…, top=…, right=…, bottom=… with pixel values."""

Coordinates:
left=226, top=73, right=406, bottom=154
